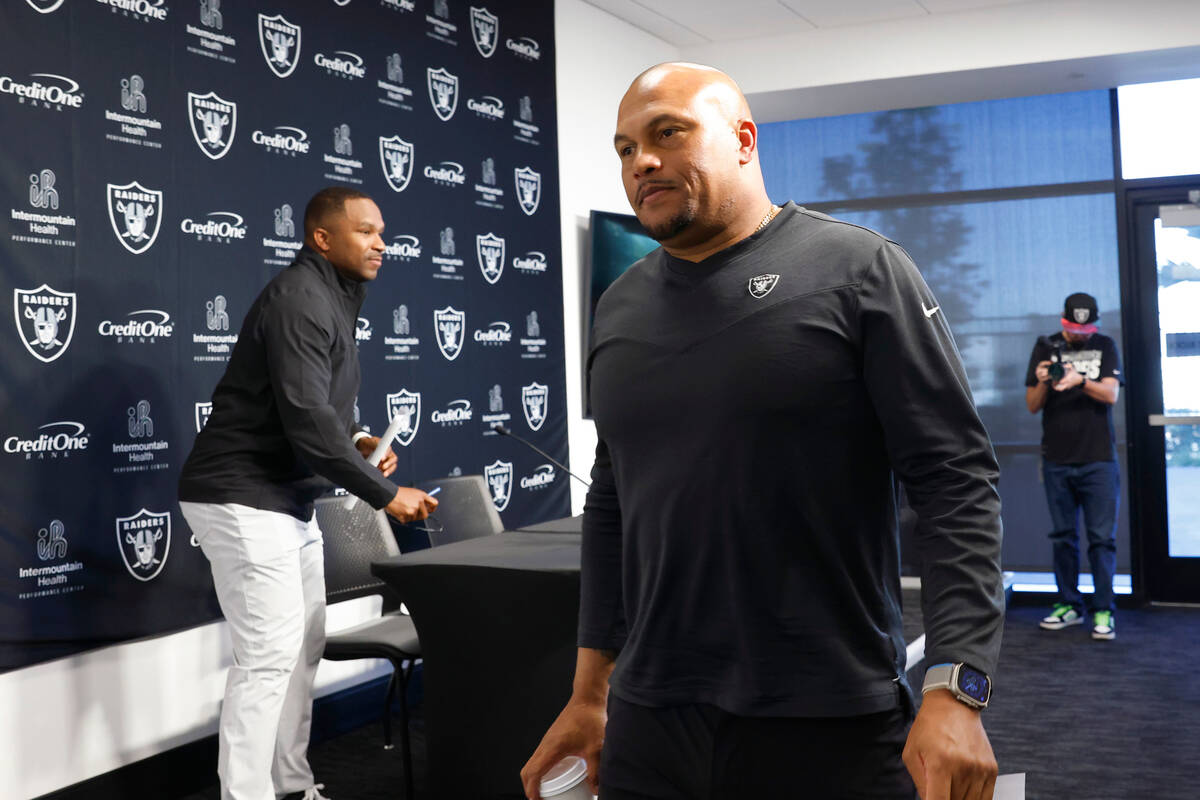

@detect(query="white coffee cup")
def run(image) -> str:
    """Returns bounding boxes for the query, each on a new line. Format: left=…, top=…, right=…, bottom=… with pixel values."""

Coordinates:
left=539, top=756, right=595, bottom=800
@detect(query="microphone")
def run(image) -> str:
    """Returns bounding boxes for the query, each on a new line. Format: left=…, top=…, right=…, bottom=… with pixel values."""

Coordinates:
left=489, top=423, right=591, bottom=487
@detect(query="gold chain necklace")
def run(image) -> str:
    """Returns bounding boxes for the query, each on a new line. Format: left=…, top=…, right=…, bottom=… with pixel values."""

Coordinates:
left=755, top=204, right=780, bottom=233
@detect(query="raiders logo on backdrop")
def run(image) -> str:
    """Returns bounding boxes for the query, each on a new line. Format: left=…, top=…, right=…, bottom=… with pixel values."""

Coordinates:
left=748, top=273, right=779, bottom=299
left=470, top=6, right=499, bottom=57
left=514, top=167, right=541, bottom=216
left=14, top=284, right=77, bottom=363
left=258, top=13, right=301, bottom=78
left=379, top=135, right=414, bottom=192
left=476, top=232, right=505, bottom=284
left=484, top=459, right=514, bottom=511
left=521, top=381, right=548, bottom=431
left=194, top=401, right=213, bottom=433
left=434, top=306, right=466, bottom=361
left=426, top=67, right=459, bottom=121
left=187, top=91, right=237, bottom=160
left=385, top=389, right=422, bottom=446
left=107, top=181, right=163, bottom=255
left=116, top=509, right=171, bottom=582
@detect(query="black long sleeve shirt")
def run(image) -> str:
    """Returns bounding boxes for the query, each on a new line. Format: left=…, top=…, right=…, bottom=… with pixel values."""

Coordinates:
left=179, top=246, right=396, bottom=521
left=581, top=204, right=1005, bottom=717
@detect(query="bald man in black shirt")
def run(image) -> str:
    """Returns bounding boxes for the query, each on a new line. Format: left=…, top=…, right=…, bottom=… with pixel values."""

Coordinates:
left=522, top=65, right=1004, bottom=800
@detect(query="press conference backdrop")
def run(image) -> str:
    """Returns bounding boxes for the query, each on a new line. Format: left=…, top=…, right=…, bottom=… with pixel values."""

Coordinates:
left=0, top=0, right=568, bottom=673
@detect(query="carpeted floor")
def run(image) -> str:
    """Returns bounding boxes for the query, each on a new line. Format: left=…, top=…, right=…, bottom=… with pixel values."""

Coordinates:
left=179, top=601, right=1200, bottom=800
left=177, top=713, right=428, bottom=800
left=982, top=604, right=1199, bottom=800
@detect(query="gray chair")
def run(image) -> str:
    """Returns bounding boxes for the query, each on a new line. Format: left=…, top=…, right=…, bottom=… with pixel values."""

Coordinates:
left=413, top=474, right=504, bottom=547
left=316, top=494, right=419, bottom=800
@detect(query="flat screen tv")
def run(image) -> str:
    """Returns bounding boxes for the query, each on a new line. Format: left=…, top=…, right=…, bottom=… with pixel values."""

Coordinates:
left=583, top=209, right=659, bottom=417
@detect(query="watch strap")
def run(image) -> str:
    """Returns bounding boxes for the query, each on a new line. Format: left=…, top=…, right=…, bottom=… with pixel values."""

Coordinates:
left=921, top=663, right=955, bottom=694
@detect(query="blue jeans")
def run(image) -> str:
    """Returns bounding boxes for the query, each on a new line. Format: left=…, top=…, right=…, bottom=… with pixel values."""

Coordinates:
left=1043, top=460, right=1119, bottom=614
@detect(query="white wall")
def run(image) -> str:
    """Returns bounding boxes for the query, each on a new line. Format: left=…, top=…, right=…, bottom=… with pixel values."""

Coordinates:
left=0, top=5, right=677, bottom=798
left=0, top=595, right=387, bottom=800
left=555, top=0, right=679, bottom=513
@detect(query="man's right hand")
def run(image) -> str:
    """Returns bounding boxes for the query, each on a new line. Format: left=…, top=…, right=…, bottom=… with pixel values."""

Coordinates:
left=384, top=486, right=437, bottom=523
left=1034, top=360, right=1052, bottom=383
left=520, top=697, right=607, bottom=800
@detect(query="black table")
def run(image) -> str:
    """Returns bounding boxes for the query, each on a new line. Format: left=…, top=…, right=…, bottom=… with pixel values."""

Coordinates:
left=372, top=532, right=581, bottom=799
left=514, top=514, right=583, bottom=534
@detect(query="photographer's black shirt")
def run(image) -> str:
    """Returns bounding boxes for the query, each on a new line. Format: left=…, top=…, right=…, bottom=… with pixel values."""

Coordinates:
left=581, top=204, right=1005, bottom=717
left=1024, top=332, right=1123, bottom=464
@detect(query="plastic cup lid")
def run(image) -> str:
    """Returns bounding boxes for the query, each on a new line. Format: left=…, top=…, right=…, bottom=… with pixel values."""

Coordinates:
left=539, top=756, right=588, bottom=796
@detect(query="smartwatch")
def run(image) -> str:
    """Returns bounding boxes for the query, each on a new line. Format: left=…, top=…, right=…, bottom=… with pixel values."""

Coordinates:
left=921, top=662, right=991, bottom=710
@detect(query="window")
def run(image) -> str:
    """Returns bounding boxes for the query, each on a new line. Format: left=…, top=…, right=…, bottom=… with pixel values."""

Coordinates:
left=759, top=91, right=1128, bottom=573
left=1118, top=78, right=1200, bottom=180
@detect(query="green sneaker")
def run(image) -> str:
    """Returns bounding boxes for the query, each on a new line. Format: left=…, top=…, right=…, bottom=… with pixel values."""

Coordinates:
left=1092, top=611, right=1116, bottom=641
left=1039, top=603, right=1083, bottom=630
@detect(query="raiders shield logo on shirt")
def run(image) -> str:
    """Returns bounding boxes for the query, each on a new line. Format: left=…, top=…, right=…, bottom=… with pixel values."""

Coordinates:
left=748, top=273, right=779, bottom=299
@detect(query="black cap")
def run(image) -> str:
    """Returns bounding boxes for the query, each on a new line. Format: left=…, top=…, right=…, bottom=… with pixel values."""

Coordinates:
left=1063, top=292, right=1098, bottom=326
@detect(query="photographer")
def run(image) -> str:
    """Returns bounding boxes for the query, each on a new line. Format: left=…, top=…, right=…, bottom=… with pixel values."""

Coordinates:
left=1025, top=292, right=1123, bottom=641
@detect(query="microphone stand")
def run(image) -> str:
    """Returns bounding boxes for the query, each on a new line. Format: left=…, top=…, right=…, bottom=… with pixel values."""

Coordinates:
left=488, top=424, right=591, bottom=488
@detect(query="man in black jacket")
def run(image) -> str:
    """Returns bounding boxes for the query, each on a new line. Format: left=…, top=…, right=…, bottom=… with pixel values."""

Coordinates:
left=522, top=64, right=1004, bottom=800
left=180, top=187, right=436, bottom=800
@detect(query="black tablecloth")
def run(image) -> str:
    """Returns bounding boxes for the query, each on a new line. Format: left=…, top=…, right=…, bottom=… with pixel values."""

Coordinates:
left=372, top=532, right=581, bottom=799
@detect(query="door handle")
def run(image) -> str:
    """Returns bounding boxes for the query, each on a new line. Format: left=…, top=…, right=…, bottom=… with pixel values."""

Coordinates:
left=1148, top=414, right=1200, bottom=426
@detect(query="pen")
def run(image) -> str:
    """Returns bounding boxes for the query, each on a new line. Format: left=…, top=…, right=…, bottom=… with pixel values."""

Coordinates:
left=428, top=486, right=441, bottom=497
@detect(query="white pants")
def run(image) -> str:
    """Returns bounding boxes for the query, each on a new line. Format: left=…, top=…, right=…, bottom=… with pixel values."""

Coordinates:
left=181, top=501, right=325, bottom=800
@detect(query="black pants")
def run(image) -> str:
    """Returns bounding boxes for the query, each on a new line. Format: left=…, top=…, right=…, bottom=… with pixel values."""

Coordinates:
left=599, top=694, right=918, bottom=800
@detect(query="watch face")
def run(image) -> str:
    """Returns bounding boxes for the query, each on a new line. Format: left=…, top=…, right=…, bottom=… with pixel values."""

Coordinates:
left=957, top=666, right=991, bottom=704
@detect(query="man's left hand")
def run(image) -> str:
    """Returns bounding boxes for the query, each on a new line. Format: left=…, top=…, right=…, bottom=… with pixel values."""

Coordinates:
left=355, top=435, right=397, bottom=477
left=1053, top=362, right=1085, bottom=392
left=902, top=690, right=997, bottom=800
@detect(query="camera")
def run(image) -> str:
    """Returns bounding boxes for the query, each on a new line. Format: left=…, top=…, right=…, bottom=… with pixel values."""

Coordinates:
left=1037, top=335, right=1066, bottom=381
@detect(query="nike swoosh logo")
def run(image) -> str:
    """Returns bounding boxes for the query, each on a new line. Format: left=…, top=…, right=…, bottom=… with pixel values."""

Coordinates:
left=922, top=303, right=940, bottom=318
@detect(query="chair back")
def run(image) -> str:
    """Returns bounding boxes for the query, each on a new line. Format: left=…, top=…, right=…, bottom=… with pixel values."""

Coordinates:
left=315, top=494, right=400, bottom=604
left=415, top=474, right=504, bottom=547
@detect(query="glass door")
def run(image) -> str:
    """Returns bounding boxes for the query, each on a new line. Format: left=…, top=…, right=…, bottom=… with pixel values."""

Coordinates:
left=1127, top=185, right=1200, bottom=602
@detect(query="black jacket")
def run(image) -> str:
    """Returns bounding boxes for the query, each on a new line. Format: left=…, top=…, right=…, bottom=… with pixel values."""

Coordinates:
left=179, top=246, right=396, bottom=521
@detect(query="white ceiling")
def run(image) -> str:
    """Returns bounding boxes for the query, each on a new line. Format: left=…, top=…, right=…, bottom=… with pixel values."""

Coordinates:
left=580, top=0, right=1045, bottom=47
left=579, top=0, right=1200, bottom=121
